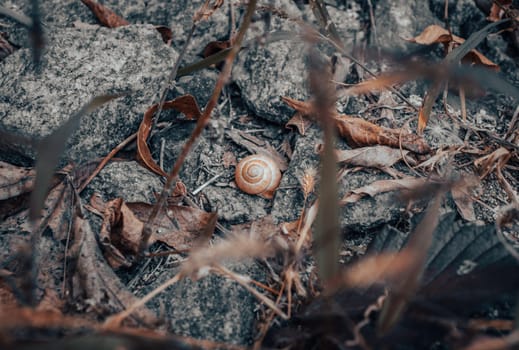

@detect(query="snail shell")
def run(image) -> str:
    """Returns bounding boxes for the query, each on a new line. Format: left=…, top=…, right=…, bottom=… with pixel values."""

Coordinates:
left=235, top=154, right=282, bottom=199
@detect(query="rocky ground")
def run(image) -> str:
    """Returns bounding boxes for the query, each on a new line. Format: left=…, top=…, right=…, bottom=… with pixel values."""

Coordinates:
left=0, top=0, right=518, bottom=348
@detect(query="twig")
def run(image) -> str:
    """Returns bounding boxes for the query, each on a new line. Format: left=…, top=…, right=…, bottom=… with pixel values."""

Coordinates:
left=192, top=172, right=224, bottom=195
left=139, top=0, right=259, bottom=255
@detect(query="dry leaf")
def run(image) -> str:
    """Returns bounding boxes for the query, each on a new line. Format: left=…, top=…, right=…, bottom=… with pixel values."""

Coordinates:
left=71, top=214, right=158, bottom=324
left=0, top=32, right=15, bottom=61
left=335, top=115, right=431, bottom=154
left=193, top=0, right=224, bottom=22
left=0, top=161, right=35, bottom=201
left=407, top=25, right=499, bottom=70
left=222, top=151, right=237, bottom=168
left=451, top=177, right=479, bottom=221
left=286, top=112, right=312, bottom=135
left=226, top=129, right=288, bottom=171
left=340, top=177, right=427, bottom=205
left=80, top=0, right=129, bottom=28
left=282, top=97, right=431, bottom=154
left=137, top=95, right=202, bottom=177
left=91, top=195, right=216, bottom=268
left=154, top=26, right=173, bottom=45
left=281, top=96, right=314, bottom=116
left=332, top=145, right=411, bottom=169
left=487, top=0, right=513, bottom=22
left=474, top=147, right=511, bottom=179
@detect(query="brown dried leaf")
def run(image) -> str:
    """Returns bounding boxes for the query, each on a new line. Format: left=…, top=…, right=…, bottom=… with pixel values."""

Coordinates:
left=282, top=97, right=430, bottom=153
left=0, top=161, right=35, bottom=200
left=335, top=115, right=431, bottom=154
left=406, top=24, right=456, bottom=45
left=222, top=151, right=237, bottom=168
left=154, top=25, right=173, bottom=45
left=333, top=145, right=410, bottom=169
left=80, top=0, right=129, bottom=28
left=71, top=214, right=158, bottom=324
left=286, top=112, right=313, bottom=135
left=128, top=202, right=216, bottom=251
left=92, top=195, right=216, bottom=267
left=474, top=147, right=511, bottom=179
left=487, top=0, right=512, bottom=22
left=0, top=32, right=15, bottom=61
left=193, top=0, right=224, bottom=23
left=202, top=40, right=231, bottom=58
left=340, top=177, right=427, bottom=205
left=451, top=177, right=479, bottom=221
left=202, top=40, right=230, bottom=57
left=281, top=96, right=314, bottom=116
left=407, top=25, right=498, bottom=69
left=137, top=95, right=202, bottom=177
left=226, top=129, right=288, bottom=171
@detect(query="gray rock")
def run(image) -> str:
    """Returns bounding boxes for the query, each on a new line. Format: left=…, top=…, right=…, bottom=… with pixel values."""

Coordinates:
left=272, top=125, right=408, bottom=233
left=372, top=0, right=439, bottom=52
left=0, top=25, right=178, bottom=165
left=138, top=259, right=267, bottom=346
left=271, top=126, right=320, bottom=224
left=83, top=161, right=163, bottom=203
left=2, top=0, right=230, bottom=64
left=233, top=2, right=307, bottom=125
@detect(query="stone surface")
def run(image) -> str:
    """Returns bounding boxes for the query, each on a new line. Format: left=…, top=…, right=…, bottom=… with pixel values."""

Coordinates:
left=83, top=161, right=163, bottom=203
left=232, top=1, right=307, bottom=125
left=138, top=259, right=267, bottom=346
left=372, top=0, right=439, bottom=52
left=0, top=25, right=178, bottom=166
left=2, top=0, right=231, bottom=64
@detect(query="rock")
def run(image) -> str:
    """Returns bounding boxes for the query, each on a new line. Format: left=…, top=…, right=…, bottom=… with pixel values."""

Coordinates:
left=372, top=0, right=439, bottom=52
left=0, top=25, right=178, bottom=166
left=271, top=126, right=320, bottom=224
left=83, top=161, right=163, bottom=203
left=271, top=125, right=406, bottom=233
left=2, top=0, right=231, bottom=65
left=232, top=1, right=307, bottom=125
left=137, top=259, right=267, bottom=346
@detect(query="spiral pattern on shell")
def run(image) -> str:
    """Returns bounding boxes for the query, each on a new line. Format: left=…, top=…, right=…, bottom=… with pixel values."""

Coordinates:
left=235, top=154, right=282, bottom=199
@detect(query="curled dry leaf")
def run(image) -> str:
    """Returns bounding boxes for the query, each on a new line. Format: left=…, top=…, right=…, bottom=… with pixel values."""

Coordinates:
left=80, top=0, right=129, bottom=28
left=0, top=161, right=35, bottom=201
left=474, top=147, right=511, bottom=179
left=90, top=195, right=216, bottom=268
left=335, top=115, right=431, bottom=154
left=137, top=94, right=202, bottom=177
left=0, top=32, right=15, bottom=61
left=406, top=25, right=499, bottom=70
left=340, top=177, right=428, bottom=205
left=282, top=97, right=431, bottom=154
left=329, top=145, right=412, bottom=169
left=286, top=112, right=313, bottom=135
left=487, top=0, right=513, bottom=22
left=451, top=176, right=479, bottom=221
left=71, top=214, right=158, bottom=324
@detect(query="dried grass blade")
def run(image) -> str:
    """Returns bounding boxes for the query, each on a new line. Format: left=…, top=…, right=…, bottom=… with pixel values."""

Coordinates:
left=30, top=94, right=123, bottom=222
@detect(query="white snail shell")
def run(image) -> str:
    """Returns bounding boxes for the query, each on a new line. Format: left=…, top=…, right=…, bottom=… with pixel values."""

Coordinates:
left=235, top=154, right=282, bottom=199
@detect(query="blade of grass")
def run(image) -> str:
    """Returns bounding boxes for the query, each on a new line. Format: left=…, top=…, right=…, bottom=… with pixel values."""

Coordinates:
left=308, top=47, right=341, bottom=287
left=30, top=94, right=123, bottom=222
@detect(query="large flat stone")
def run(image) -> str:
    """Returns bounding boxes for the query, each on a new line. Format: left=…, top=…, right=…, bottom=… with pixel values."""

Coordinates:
left=0, top=25, right=178, bottom=165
